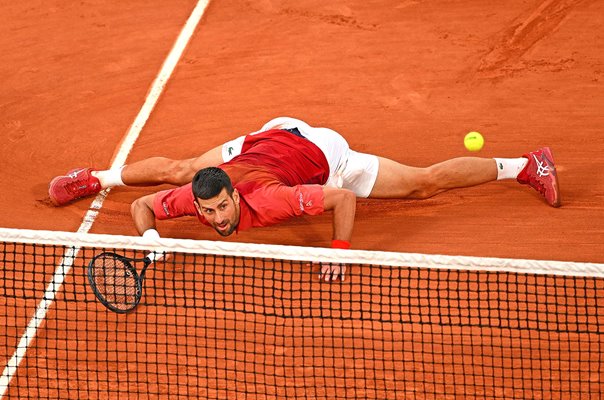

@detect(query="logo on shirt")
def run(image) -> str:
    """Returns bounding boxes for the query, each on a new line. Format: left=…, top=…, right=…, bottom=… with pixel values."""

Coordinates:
left=162, top=201, right=171, bottom=216
left=298, top=193, right=313, bottom=212
left=228, top=146, right=234, bottom=156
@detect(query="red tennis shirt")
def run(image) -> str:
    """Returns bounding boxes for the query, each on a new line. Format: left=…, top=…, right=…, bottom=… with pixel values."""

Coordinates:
left=152, top=129, right=330, bottom=231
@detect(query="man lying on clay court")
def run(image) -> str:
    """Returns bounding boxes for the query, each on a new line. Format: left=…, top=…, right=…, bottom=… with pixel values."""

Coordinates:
left=48, top=117, right=561, bottom=281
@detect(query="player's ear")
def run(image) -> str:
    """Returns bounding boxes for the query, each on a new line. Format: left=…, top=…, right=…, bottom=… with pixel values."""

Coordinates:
left=193, top=199, right=202, bottom=214
left=232, top=189, right=240, bottom=205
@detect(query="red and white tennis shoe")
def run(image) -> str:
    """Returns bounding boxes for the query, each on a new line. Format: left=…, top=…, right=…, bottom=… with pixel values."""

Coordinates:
left=48, top=168, right=101, bottom=206
left=517, top=147, right=561, bottom=207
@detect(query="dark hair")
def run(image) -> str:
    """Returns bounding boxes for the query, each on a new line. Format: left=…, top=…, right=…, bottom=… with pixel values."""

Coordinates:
left=192, top=167, right=234, bottom=200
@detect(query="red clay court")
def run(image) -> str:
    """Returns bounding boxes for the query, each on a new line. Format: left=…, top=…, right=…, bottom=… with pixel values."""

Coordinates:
left=1, top=0, right=603, bottom=399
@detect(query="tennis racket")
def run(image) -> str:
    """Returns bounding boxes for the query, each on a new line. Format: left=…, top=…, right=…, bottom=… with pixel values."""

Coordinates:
left=87, top=251, right=160, bottom=313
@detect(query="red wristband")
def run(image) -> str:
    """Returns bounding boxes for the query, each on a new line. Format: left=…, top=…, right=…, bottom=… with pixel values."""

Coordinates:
left=331, top=239, right=351, bottom=249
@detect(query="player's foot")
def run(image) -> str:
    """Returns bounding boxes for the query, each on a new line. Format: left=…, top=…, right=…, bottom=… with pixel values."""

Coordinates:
left=517, top=147, right=561, bottom=207
left=48, top=168, right=102, bottom=206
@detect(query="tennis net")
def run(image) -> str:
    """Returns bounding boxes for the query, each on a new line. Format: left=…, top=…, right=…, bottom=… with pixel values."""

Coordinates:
left=0, top=227, right=602, bottom=399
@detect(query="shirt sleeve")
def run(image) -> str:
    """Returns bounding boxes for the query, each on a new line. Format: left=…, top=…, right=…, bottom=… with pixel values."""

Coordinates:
left=152, top=183, right=198, bottom=220
left=245, top=184, right=325, bottom=226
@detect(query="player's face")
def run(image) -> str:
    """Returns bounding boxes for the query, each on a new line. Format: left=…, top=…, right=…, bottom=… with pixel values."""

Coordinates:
left=195, top=188, right=240, bottom=236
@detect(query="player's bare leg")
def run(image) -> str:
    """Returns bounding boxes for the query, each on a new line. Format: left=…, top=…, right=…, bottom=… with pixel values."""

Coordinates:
left=49, top=145, right=224, bottom=205
left=368, top=149, right=560, bottom=207
left=113, top=145, right=224, bottom=187
left=369, top=156, right=500, bottom=199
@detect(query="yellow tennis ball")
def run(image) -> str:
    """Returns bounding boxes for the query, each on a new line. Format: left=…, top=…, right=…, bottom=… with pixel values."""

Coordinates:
left=464, top=131, right=484, bottom=152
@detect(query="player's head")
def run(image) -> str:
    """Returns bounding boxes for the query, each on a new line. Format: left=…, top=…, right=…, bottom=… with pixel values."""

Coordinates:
left=192, top=167, right=240, bottom=237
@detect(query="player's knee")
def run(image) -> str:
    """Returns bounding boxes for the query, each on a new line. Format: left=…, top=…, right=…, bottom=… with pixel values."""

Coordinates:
left=409, top=168, right=440, bottom=199
left=159, top=158, right=196, bottom=185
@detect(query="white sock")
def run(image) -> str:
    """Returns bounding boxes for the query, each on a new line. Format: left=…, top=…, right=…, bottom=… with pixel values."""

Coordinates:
left=493, top=158, right=528, bottom=180
left=92, top=166, right=125, bottom=189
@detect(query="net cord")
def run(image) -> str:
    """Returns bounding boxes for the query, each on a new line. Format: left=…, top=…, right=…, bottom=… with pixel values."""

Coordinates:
left=1, top=227, right=602, bottom=278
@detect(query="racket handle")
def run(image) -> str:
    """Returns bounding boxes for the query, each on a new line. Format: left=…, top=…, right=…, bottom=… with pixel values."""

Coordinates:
left=145, top=251, right=162, bottom=264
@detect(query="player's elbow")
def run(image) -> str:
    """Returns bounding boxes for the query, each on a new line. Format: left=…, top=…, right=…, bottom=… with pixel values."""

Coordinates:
left=130, top=195, right=158, bottom=235
left=130, top=195, right=156, bottom=220
left=339, top=189, right=356, bottom=209
left=323, top=187, right=356, bottom=212
left=130, top=197, right=144, bottom=217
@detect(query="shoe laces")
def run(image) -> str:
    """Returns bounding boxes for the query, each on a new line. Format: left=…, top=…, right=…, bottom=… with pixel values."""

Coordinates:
left=532, top=153, right=551, bottom=178
left=63, top=173, right=94, bottom=195
left=526, top=153, right=551, bottom=196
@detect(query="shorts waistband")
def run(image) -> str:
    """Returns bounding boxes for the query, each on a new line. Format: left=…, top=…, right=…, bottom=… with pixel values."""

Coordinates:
left=282, top=127, right=305, bottom=139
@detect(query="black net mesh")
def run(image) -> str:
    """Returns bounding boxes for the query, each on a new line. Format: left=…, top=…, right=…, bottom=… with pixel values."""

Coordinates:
left=1, top=236, right=603, bottom=399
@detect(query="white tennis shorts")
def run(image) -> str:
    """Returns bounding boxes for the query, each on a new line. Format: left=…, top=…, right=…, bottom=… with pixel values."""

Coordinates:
left=221, top=117, right=379, bottom=198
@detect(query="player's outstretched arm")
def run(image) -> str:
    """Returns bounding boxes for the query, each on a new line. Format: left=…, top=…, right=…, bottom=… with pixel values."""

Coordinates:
left=322, top=187, right=356, bottom=242
left=129, top=193, right=170, bottom=264
left=130, top=194, right=159, bottom=236
left=319, top=187, right=356, bottom=282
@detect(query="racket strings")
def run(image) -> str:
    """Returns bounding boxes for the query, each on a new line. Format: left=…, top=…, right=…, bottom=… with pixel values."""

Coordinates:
left=92, top=255, right=139, bottom=310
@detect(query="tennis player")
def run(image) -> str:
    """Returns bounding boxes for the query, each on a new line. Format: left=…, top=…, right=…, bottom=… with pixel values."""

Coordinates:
left=49, top=117, right=560, bottom=280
